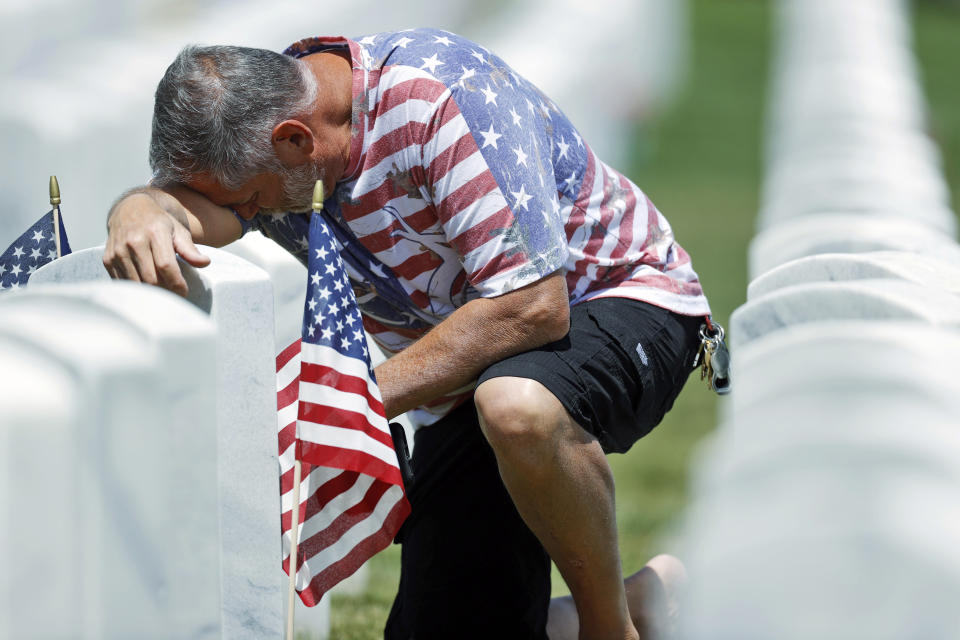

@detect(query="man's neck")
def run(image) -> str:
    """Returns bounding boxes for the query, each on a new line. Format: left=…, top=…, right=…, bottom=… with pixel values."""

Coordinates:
left=302, top=50, right=354, bottom=179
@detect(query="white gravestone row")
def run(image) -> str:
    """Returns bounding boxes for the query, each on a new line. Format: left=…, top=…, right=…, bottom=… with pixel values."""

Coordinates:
left=4, top=246, right=288, bottom=638
left=680, top=0, right=960, bottom=637
left=759, top=0, right=955, bottom=240
left=0, top=282, right=222, bottom=639
left=683, top=323, right=960, bottom=639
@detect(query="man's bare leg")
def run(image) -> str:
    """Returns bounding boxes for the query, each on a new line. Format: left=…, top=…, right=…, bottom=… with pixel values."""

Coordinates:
left=547, top=555, right=687, bottom=640
left=475, top=376, right=636, bottom=640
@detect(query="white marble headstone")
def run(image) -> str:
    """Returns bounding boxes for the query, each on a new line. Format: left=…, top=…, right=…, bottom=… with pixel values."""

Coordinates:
left=32, top=246, right=285, bottom=638
left=747, top=213, right=960, bottom=280
left=746, top=251, right=960, bottom=300
left=730, top=278, right=960, bottom=350
left=0, top=282, right=220, bottom=638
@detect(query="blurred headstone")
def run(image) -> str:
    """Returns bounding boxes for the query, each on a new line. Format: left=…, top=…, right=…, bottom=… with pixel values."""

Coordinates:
left=0, top=281, right=220, bottom=638
left=746, top=251, right=960, bottom=300
left=32, top=246, right=285, bottom=638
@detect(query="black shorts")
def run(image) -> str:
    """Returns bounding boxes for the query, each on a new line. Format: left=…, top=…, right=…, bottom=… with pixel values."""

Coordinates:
left=480, top=297, right=703, bottom=453
left=384, top=298, right=702, bottom=639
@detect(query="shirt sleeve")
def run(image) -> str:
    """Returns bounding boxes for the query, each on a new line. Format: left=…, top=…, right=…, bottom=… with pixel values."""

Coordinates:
left=231, top=208, right=259, bottom=236
left=419, top=79, right=568, bottom=298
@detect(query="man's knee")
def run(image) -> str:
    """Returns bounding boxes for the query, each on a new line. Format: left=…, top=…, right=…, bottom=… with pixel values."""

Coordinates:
left=474, top=376, right=570, bottom=455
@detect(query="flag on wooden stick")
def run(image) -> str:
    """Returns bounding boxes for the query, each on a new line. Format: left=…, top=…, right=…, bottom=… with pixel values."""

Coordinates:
left=278, top=184, right=410, bottom=608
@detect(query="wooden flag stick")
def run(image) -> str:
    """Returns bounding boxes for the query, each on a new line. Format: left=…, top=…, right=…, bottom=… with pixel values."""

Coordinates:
left=285, top=458, right=303, bottom=640
left=49, top=176, right=62, bottom=258
left=286, top=180, right=325, bottom=639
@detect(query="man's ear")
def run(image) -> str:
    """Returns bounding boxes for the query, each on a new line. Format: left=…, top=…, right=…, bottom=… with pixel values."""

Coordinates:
left=272, top=120, right=315, bottom=167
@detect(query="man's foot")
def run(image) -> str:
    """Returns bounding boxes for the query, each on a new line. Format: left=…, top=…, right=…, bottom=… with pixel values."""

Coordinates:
left=547, top=554, right=686, bottom=640
left=625, top=554, right=686, bottom=639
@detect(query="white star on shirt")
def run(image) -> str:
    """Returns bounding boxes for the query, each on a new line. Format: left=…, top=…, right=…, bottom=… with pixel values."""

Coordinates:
left=513, top=145, right=528, bottom=167
left=434, top=35, right=454, bottom=46
left=564, top=172, right=578, bottom=194
left=325, top=263, right=337, bottom=276
left=47, top=249, right=57, bottom=260
left=557, top=136, right=571, bottom=161
left=511, top=184, right=533, bottom=211
left=470, top=50, right=487, bottom=65
left=340, top=336, right=352, bottom=349
left=420, top=53, right=444, bottom=74
left=344, top=313, right=356, bottom=327
left=480, top=84, right=498, bottom=105
left=307, top=325, right=315, bottom=337
left=393, top=36, right=415, bottom=48
left=313, top=311, right=324, bottom=325
left=336, top=320, right=345, bottom=333
left=308, top=298, right=318, bottom=311
left=315, top=245, right=329, bottom=260
left=456, top=66, right=476, bottom=87
left=0, top=264, right=6, bottom=275
left=539, top=100, right=552, bottom=120
left=479, top=123, right=502, bottom=149
left=510, top=107, right=522, bottom=127
left=32, top=229, right=45, bottom=243
left=328, top=299, right=340, bottom=315
left=353, top=328, right=365, bottom=341
left=27, top=263, right=37, bottom=274
left=318, top=286, right=331, bottom=300
left=10, top=263, right=22, bottom=277
left=12, top=246, right=23, bottom=259
left=30, top=247, right=41, bottom=259
left=333, top=278, right=345, bottom=292
left=359, top=35, right=378, bottom=45
left=525, top=98, right=536, bottom=114
left=310, top=271, right=321, bottom=285
left=321, top=327, right=334, bottom=341
left=573, top=131, right=584, bottom=148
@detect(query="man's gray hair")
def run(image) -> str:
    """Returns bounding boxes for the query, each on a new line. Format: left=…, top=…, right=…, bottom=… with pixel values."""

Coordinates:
left=149, top=45, right=317, bottom=190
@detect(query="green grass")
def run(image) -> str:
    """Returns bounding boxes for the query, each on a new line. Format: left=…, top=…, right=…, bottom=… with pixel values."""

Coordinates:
left=327, top=1, right=959, bottom=636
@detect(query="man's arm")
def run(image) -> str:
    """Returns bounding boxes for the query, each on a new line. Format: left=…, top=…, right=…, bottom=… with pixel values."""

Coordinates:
left=103, top=184, right=243, bottom=296
left=374, top=269, right=570, bottom=419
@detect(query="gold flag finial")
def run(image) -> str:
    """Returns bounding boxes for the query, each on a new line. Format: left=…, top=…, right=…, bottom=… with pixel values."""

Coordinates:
left=49, top=175, right=61, bottom=207
left=312, top=180, right=325, bottom=211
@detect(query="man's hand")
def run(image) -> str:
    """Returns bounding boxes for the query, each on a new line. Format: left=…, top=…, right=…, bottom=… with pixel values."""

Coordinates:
left=104, top=190, right=211, bottom=296
left=103, top=185, right=242, bottom=296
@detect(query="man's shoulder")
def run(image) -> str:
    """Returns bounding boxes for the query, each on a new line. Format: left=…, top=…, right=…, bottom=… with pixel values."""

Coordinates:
left=358, top=29, right=495, bottom=83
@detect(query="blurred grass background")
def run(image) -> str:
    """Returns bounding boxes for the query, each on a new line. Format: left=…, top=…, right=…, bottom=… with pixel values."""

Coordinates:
left=327, top=0, right=960, bottom=636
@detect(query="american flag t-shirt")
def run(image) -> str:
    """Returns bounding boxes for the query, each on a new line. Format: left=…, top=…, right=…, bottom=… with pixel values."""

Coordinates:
left=278, top=211, right=410, bottom=606
left=274, top=30, right=710, bottom=425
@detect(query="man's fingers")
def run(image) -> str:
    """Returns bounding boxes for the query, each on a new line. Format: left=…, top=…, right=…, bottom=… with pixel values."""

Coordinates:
left=151, top=235, right=189, bottom=297
left=173, top=227, right=211, bottom=268
left=131, top=246, right=160, bottom=288
left=117, top=253, right=141, bottom=283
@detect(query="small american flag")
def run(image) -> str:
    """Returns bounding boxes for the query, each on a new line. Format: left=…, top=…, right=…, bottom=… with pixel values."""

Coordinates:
left=1, top=209, right=71, bottom=291
left=277, top=210, right=410, bottom=606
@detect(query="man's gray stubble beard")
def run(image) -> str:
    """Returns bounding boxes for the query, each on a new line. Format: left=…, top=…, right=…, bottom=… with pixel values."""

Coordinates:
left=261, top=161, right=323, bottom=215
